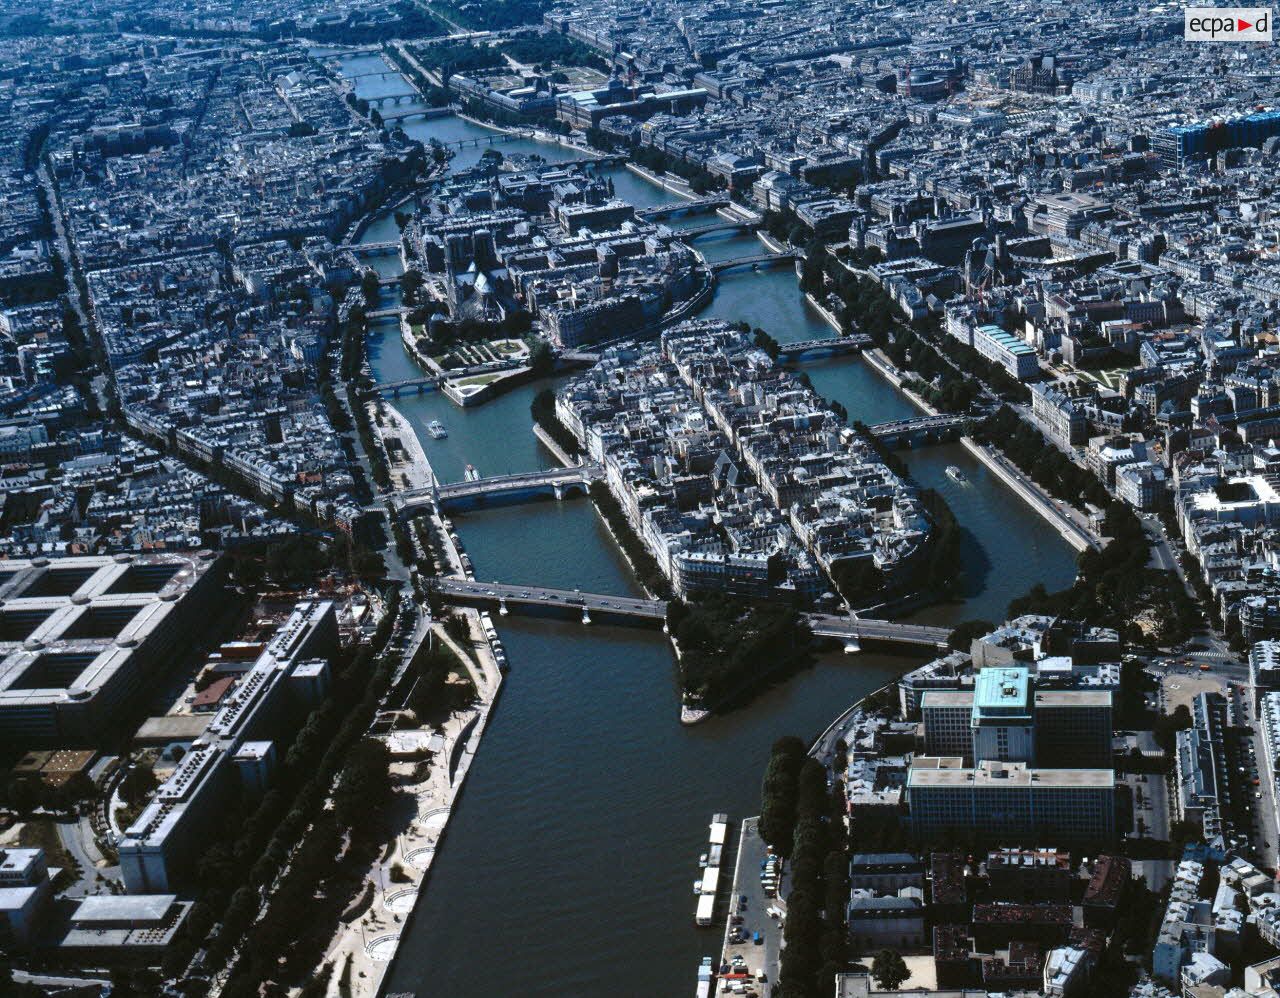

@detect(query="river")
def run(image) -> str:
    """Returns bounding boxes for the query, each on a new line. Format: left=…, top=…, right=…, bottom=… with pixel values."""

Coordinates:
left=331, top=52, right=1077, bottom=997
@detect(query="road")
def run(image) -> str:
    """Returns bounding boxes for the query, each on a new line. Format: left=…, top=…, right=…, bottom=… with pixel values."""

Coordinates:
left=967, top=443, right=1100, bottom=551
left=720, top=816, right=779, bottom=997
left=430, top=578, right=952, bottom=648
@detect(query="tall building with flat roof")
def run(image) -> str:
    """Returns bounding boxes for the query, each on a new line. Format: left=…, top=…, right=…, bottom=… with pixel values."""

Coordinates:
left=921, top=671, right=1112, bottom=767
left=971, top=667, right=1034, bottom=764
left=908, top=758, right=1116, bottom=846
left=911, top=664, right=1115, bottom=845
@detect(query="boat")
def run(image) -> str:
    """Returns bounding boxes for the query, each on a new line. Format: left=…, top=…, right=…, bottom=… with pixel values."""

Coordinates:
left=945, top=465, right=968, bottom=484
left=427, top=420, right=447, bottom=439
left=695, top=956, right=714, bottom=998
left=464, top=464, right=480, bottom=481
left=695, top=813, right=729, bottom=924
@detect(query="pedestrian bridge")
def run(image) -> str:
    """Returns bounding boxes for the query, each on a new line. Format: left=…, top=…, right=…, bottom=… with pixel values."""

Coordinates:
left=388, top=464, right=603, bottom=515
left=428, top=577, right=951, bottom=650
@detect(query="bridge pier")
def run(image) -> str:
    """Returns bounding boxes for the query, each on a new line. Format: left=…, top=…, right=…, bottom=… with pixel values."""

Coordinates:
left=582, top=607, right=591, bottom=625
left=553, top=484, right=564, bottom=501
left=499, top=596, right=509, bottom=616
left=844, top=638, right=861, bottom=654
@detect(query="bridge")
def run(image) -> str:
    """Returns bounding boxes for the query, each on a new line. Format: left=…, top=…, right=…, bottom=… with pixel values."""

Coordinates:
left=380, top=108, right=439, bottom=124
left=637, top=195, right=731, bottom=220
left=367, top=92, right=420, bottom=107
left=776, top=335, right=871, bottom=360
left=866, top=413, right=968, bottom=446
left=366, top=308, right=405, bottom=320
left=676, top=219, right=759, bottom=240
left=388, top=464, right=603, bottom=514
left=345, top=69, right=409, bottom=81
left=349, top=240, right=402, bottom=254
left=369, top=375, right=441, bottom=397
left=710, top=252, right=797, bottom=275
left=428, top=578, right=951, bottom=649
left=443, top=133, right=525, bottom=149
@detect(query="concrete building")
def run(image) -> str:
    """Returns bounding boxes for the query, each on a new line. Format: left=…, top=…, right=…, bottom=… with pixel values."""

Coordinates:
left=907, top=757, right=1116, bottom=846
left=118, top=601, right=337, bottom=894
left=0, top=553, right=222, bottom=745
left=848, top=853, right=924, bottom=894
left=847, top=893, right=925, bottom=950
left=0, top=848, right=54, bottom=947
left=919, top=668, right=1112, bottom=767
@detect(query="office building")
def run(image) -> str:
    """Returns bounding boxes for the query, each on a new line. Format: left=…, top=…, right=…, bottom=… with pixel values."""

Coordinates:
left=0, top=553, right=222, bottom=745
left=907, top=757, right=1116, bottom=846
left=919, top=667, right=1112, bottom=767
left=119, top=601, right=337, bottom=894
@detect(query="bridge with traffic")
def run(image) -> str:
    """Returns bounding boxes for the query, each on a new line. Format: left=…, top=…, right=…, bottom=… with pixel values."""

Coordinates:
left=369, top=375, right=442, bottom=397
left=384, top=464, right=604, bottom=515
left=776, top=335, right=871, bottom=360
left=710, top=252, right=798, bottom=274
left=428, top=578, right=951, bottom=650
left=676, top=218, right=760, bottom=240
left=865, top=413, right=968, bottom=446
left=636, top=195, right=731, bottom=221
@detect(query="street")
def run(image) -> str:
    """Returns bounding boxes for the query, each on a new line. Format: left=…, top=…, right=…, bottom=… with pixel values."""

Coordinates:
left=719, top=816, right=780, bottom=997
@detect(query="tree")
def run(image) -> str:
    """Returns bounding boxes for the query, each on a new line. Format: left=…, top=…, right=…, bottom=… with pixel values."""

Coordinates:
left=872, top=949, right=909, bottom=991
left=947, top=619, right=995, bottom=651
left=529, top=339, right=555, bottom=378
left=119, top=764, right=158, bottom=808
left=361, top=270, right=382, bottom=306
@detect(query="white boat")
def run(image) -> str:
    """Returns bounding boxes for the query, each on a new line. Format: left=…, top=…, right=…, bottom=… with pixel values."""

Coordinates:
left=945, top=465, right=967, bottom=484
left=427, top=420, right=447, bottom=439
left=695, top=956, right=714, bottom=995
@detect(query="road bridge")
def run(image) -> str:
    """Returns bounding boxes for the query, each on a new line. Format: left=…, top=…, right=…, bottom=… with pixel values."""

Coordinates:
left=710, top=252, right=797, bottom=275
left=381, top=108, right=438, bottom=124
left=345, top=69, right=408, bottom=81
left=776, top=335, right=871, bottom=360
left=428, top=578, right=951, bottom=649
left=367, top=92, right=419, bottom=107
left=676, top=219, right=759, bottom=240
left=349, top=241, right=402, bottom=254
left=636, top=195, right=731, bottom=220
left=370, top=375, right=441, bottom=397
left=866, top=413, right=967, bottom=447
left=388, top=464, right=603, bottom=515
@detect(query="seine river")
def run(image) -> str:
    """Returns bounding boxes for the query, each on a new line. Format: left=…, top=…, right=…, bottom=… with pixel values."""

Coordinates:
left=330, top=52, right=1077, bottom=997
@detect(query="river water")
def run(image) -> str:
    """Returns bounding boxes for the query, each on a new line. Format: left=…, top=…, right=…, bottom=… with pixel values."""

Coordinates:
left=331, top=53, right=1077, bottom=997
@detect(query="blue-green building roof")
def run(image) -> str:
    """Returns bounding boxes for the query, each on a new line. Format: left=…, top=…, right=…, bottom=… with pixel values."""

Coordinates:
left=972, top=666, right=1032, bottom=724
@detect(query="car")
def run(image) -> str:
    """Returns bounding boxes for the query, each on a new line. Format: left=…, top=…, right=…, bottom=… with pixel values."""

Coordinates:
left=753, top=932, right=763, bottom=945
